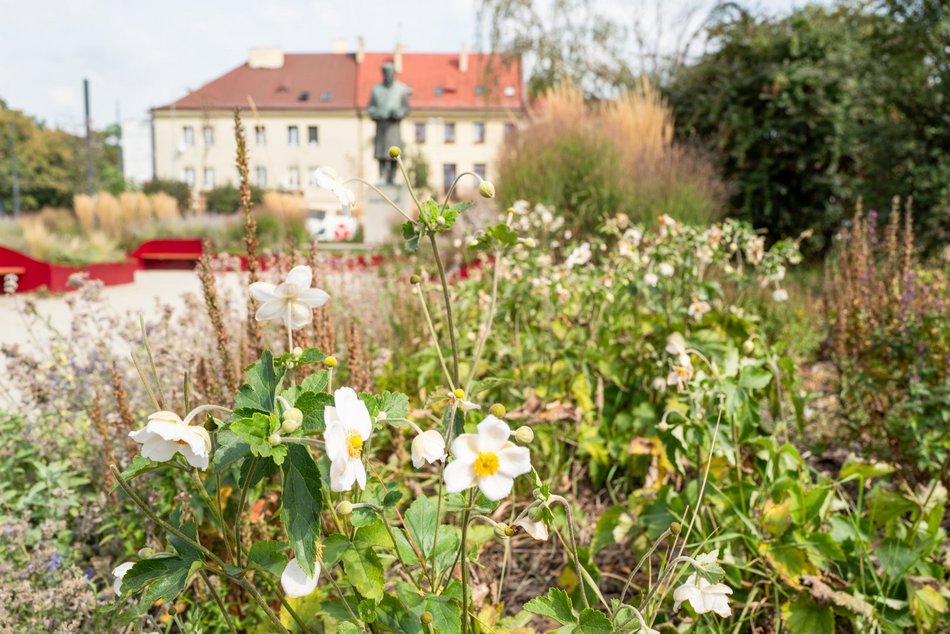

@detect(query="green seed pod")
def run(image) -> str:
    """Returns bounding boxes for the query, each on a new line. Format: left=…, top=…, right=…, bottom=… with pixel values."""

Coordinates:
left=389, top=146, right=401, bottom=158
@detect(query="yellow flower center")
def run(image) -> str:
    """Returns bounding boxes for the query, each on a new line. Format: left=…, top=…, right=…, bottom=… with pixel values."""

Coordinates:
left=676, top=366, right=691, bottom=377
left=346, top=432, right=363, bottom=459
left=473, top=452, right=500, bottom=477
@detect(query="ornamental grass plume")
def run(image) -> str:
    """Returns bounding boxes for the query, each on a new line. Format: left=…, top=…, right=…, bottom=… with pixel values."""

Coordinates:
left=96, top=191, right=122, bottom=238
left=198, top=245, right=238, bottom=393
left=73, top=193, right=95, bottom=233
left=345, top=319, right=372, bottom=393
left=235, top=110, right=264, bottom=358
left=151, top=191, right=180, bottom=221
left=90, top=390, right=117, bottom=493
left=110, top=360, right=138, bottom=453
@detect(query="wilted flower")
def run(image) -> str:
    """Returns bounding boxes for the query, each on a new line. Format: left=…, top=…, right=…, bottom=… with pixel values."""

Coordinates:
left=515, top=516, right=548, bottom=541
left=113, top=561, right=134, bottom=596
left=281, top=558, right=321, bottom=598
left=673, top=574, right=733, bottom=617
left=745, top=236, right=765, bottom=265
left=565, top=243, right=592, bottom=268
left=444, top=416, right=532, bottom=501
left=250, top=265, right=329, bottom=331
left=314, top=167, right=356, bottom=215
left=411, top=429, right=446, bottom=468
left=129, top=411, right=212, bottom=470
left=324, top=387, right=372, bottom=491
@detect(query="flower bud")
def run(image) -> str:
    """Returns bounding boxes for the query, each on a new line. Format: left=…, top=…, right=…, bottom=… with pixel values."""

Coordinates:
left=377, top=410, right=388, bottom=421
left=167, top=605, right=177, bottom=616
left=421, top=611, right=433, bottom=625
left=388, top=145, right=401, bottom=159
left=281, top=407, right=303, bottom=433
left=488, top=403, right=507, bottom=418
left=670, top=521, right=682, bottom=535
left=523, top=237, right=537, bottom=248
left=137, top=547, right=154, bottom=558
left=292, top=346, right=303, bottom=359
left=507, top=207, right=517, bottom=215
left=478, top=180, right=496, bottom=198
left=268, top=432, right=282, bottom=445
left=742, top=339, right=755, bottom=355
left=410, top=274, right=421, bottom=285
left=493, top=522, right=514, bottom=539
left=514, top=426, right=534, bottom=444
left=325, top=356, right=338, bottom=368
left=453, top=388, right=466, bottom=400
left=336, top=500, right=354, bottom=515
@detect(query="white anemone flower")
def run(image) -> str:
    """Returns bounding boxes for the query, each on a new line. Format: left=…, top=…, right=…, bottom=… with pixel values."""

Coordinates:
left=772, top=288, right=789, bottom=302
left=444, top=416, right=531, bottom=501
left=688, top=299, right=711, bottom=320
left=644, top=272, right=659, bottom=287
left=249, top=265, right=329, bottom=330
left=411, top=429, right=447, bottom=468
left=324, top=387, right=372, bottom=492
left=658, top=262, right=675, bottom=277
left=565, top=242, right=592, bottom=268
left=113, top=561, right=135, bottom=596
left=281, top=558, right=321, bottom=598
left=314, top=167, right=356, bottom=215
left=515, top=516, right=549, bottom=541
left=129, top=411, right=212, bottom=469
left=673, top=573, right=733, bottom=617
left=665, top=333, right=694, bottom=391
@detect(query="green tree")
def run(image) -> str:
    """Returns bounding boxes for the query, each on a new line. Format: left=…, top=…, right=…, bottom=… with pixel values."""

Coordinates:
left=667, top=2, right=950, bottom=249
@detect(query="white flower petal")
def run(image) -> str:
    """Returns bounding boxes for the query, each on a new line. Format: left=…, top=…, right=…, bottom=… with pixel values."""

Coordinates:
left=515, top=517, right=548, bottom=541
left=329, top=456, right=358, bottom=491
left=287, top=301, right=313, bottom=330
left=281, top=558, right=320, bottom=598
left=113, top=561, right=135, bottom=596
left=449, top=434, right=479, bottom=463
left=475, top=416, right=510, bottom=452
left=256, top=298, right=288, bottom=322
left=496, top=445, right=531, bottom=478
left=333, top=387, right=372, bottom=439
left=297, top=287, right=330, bottom=308
left=411, top=430, right=446, bottom=468
left=249, top=281, right=277, bottom=302
left=477, top=473, right=514, bottom=501
left=285, top=265, right=313, bottom=288
left=443, top=458, right=476, bottom=493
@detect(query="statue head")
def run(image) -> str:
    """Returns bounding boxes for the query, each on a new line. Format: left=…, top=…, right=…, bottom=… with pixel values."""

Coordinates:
left=381, top=62, right=395, bottom=87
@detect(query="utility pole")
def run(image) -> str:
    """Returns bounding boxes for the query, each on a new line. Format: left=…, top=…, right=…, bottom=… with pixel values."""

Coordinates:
left=84, top=78, right=94, bottom=194
left=7, top=120, right=20, bottom=217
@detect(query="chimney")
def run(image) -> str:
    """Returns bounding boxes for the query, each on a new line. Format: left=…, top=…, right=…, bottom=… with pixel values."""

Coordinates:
left=459, top=44, right=469, bottom=73
left=332, top=39, right=347, bottom=54
left=356, top=36, right=365, bottom=64
left=394, top=45, right=404, bottom=73
left=248, top=47, right=284, bottom=69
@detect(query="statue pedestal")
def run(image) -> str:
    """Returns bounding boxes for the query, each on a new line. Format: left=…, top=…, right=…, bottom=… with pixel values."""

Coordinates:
left=362, top=184, right=409, bottom=245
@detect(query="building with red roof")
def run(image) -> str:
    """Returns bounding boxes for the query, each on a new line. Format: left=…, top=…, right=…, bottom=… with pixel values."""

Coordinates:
left=151, top=44, right=524, bottom=220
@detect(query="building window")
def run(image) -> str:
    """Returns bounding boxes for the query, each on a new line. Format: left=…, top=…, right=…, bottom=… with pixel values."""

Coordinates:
left=183, top=167, right=195, bottom=186
left=202, top=126, right=214, bottom=146
left=255, top=125, right=266, bottom=146
left=443, top=163, right=457, bottom=195
left=288, top=167, right=300, bottom=189
left=288, top=125, right=299, bottom=146
left=255, top=166, right=267, bottom=188
left=308, top=126, right=319, bottom=145
left=504, top=122, right=516, bottom=139
left=415, top=122, right=426, bottom=143
left=308, top=167, right=319, bottom=187
left=182, top=126, right=194, bottom=147
left=444, top=122, right=455, bottom=144
left=473, top=122, right=486, bottom=144
left=203, top=167, right=215, bottom=188
left=473, top=163, right=487, bottom=181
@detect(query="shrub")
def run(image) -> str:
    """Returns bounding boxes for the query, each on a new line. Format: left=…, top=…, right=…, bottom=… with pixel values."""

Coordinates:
left=827, top=198, right=950, bottom=484
left=142, top=178, right=191, bottom=213
left=497, top=81, right=725, bottom=236
left=204, top=183, right=262, bottom=214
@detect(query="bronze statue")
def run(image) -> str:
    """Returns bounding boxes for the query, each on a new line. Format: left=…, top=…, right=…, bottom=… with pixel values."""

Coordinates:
left=367, top=61, right=410, bottom=185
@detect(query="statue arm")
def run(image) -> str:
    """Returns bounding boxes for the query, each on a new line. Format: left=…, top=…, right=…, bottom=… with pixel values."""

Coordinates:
left=367, top=89, right=383, bottom=120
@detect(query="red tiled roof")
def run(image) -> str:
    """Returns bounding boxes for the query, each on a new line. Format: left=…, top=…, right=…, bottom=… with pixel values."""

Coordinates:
left=154, top=52, right=522, bottom=112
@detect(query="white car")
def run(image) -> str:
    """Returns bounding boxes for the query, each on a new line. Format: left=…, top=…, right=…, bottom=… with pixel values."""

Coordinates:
left=305, top=210, right=359, bottom=242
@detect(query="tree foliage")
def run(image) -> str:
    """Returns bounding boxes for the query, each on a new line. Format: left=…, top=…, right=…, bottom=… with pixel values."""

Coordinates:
left=667, top=2, right=950, bottom=249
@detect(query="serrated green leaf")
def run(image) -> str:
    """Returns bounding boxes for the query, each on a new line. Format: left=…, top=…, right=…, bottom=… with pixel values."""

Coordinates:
left=281, top=444, right=323, bottom=576
left=293, top=390, right=333, bottom=434
left=235, top=350, right=284, bottom=413
left=342, top=546, right=384, bottom=601
left=404, top=496, right=437, bottom=558
left=248, top=540, right=289, bottom=577
left=524, top=587, right=576, bottom=625
left=782, top=596, right=834, bottom=634
left=321, top=533, right=350, bottom=567
left=738, top=365, right=772, bottom=390
left=575, top=609, right=612, bottom=633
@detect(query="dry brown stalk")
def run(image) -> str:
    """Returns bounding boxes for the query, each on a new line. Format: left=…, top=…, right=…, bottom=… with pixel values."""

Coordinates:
left=90, top=391, right=116, bottom=494
left=110, top=361, right=137, bottom=453
left=198, top=245, right=238, bottom=394
left=345, top=319, right=372, bottom=393
left=235, top=109, right=264, bottom=360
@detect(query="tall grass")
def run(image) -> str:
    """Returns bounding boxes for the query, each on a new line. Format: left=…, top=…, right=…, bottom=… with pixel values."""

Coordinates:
left=498, top=80, right=726, bottom=234
left=262, top=191, right=308, bottom=221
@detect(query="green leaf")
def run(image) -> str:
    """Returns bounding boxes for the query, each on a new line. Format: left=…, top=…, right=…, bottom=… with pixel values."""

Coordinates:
left=425, top=594, right=462, bottom=631
left=401, top=221, right=423, bottom=253
left=119, top=556, right=191, bottom=598
left=300, top=370, right=329, bottom=393
left=879, top=538, right=917, bottom=579
left=524, top=587, right=576, bottom=625
left=739, top=365, right=772, bottom=390
left=248, top=541, right=289, bottom=577
left=575, top=609, right=612, bottom=633
left=342, top=546, right=385, bottom=601
left=404, top=496, right=437, bottom=558
left=293, top=390, right=333, bottom=434
left=782, top=596, right=834, bottom=634
left=213, top=429, right=250, bottom=469
left=378, top=391, right=410, bottom=421
left=280, top=444, right=323, bottom=576
left=321, top=533, right=350, bottom=567
left=839, top=458, right=895, bottom=481
left=116, top=455, right=161, bottom=485
left=230, top=413, right=274, bottom=457
left=235, top=350, right=284, bottom=413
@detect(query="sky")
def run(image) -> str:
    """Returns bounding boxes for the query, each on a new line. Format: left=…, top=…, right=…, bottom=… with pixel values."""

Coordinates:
left=0, top=0, right=820, bottom=133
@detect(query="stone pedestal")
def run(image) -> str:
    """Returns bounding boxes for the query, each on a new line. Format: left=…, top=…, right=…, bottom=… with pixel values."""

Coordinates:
left=362, top=184, right=409, bottom=245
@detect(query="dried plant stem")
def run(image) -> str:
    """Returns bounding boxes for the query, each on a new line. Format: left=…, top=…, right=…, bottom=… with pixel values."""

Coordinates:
left=235, top=109, right=264, bottom=359
left=198, top=247, right=238, bottom=393
left=91, top=392, right=116, bottom=493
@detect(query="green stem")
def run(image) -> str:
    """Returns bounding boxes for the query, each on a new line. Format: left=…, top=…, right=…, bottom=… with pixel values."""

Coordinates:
left=110, top=466, right=227, bottom=569
left=235, top=575, right=292, bottom=634
left=465, top=248, right=501, bottom=392
left=415, top=284, right=455, bottom=390
left=191, top=469, right=234, bottom=561
left=139, top=314, right=167, bottom=408
left=427, top=233, right=460, bottom=386
left=236, top=456, right=259, bottom=567
left=257, top=570, right=315, bottom=634
left=199, top=569, right=238, bottom=634
left=460, top=503, right=472, bottom=634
